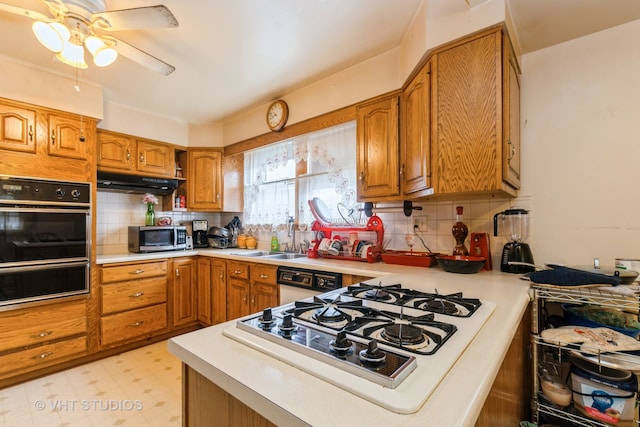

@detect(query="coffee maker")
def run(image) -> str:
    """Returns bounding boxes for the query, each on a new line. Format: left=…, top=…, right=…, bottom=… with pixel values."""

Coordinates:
left=493, top=208, right=535, bottom=273
left=192, top=219, right=209, bottom=248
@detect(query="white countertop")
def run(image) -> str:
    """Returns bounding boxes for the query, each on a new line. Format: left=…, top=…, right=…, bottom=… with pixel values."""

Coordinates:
left=162, top=254, right=531, bottom=427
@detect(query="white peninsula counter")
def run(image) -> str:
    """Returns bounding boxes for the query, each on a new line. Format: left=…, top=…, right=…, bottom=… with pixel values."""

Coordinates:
left=168, top=267, right=531, bottom=427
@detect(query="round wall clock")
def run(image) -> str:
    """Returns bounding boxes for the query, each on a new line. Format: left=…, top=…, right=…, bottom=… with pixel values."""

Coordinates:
left=266, top=100, right=289, bottom=132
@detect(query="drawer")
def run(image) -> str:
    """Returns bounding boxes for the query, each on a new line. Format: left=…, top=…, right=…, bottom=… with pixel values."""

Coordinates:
left=100, top=303, right=167, bottom=346
left=0, top=336, right=87, bottom=376
left=101, top=260, right=168, bottom=284
left=227, top=261, right=250, bottom=280
left=0, top=301, right=86, bottom=353
left=101, top=276, right=167, bottom=315
left=251, top=264, right=278, bottom=285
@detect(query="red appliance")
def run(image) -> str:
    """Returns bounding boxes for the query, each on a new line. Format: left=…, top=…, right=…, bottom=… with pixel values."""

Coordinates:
left=470, top=232, right=492, bottom=271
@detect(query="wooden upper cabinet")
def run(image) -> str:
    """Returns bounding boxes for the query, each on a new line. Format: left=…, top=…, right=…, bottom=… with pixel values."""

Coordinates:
left=97, top=130, right=175, bottom=178
left=356, top=94, right=400, bottom=200
left=47, top=112, right=94, bottom=160
left=0, top=100, right=36, bottom=153
left=431, top=28, right=519, bottom=196
left=401, top=60, right=433, bottom=198
left=97, top=130, right=135, bottom=172
left=137, top=139, right=175, bottom=177
left=503, top=35, right=521, bottom=189
left=188, top=149, right=223, bottom=210
left=223, top=153, right=243, bottom=212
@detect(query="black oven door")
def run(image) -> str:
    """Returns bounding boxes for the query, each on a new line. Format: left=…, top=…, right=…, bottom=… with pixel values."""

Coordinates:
left=0, top=207, right=89, bottom=265
left=0, top=261, right=89, bottom=307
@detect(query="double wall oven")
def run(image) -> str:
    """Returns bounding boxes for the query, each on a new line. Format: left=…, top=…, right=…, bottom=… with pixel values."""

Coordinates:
left=0, top=176, right=91, bottom=309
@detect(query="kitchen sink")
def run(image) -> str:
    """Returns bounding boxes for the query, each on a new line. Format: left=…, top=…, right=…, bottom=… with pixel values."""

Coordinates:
left=262, top=253, right=307, bottom=260
left=230, top=251, right=307, bottom=259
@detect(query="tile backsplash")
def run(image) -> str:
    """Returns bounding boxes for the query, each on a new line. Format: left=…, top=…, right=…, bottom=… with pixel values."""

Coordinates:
left=96, top=191, right=225, bottom=255
left=97, top=191, right=531, bottom=268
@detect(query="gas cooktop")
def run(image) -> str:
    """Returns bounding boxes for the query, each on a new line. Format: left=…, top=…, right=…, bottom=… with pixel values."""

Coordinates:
left=223, top=282, right=496, bottom=414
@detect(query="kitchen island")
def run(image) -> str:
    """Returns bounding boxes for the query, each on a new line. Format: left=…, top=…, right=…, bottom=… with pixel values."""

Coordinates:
left=167, top=262, right=531, bottom=427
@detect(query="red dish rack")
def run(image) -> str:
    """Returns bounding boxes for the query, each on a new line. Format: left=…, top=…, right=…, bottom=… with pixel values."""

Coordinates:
left=308, top=215, right=384, bottom=263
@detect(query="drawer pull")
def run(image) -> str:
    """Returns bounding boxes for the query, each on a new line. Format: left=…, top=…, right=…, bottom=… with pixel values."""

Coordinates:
left=260, top=274, right=268, bottom=279
left=130, top=269, right=145, bottom=275
left=31, top=331, right=53, bottom=339
left=234, top=270, right=243, bottom=275
left=129, top=321, right=144, bottom=327
left=129, top=292, right=145, bottom=298
left=35, top=352, right=53, bottom=360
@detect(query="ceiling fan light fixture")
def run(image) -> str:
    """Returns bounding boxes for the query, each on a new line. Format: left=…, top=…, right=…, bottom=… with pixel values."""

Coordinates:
left=85, top=35, right=118, bottom=66
left=55, top=39, right=88, bottom=69
left=32, top=21, right=69, bottom=53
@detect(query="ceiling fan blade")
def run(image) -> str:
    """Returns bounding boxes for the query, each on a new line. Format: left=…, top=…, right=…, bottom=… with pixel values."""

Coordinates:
left=92, top=5, right=178, bottom=31
left=111, top=37, right=175, bottom=76
left=0, top=3, right=52, bottom=22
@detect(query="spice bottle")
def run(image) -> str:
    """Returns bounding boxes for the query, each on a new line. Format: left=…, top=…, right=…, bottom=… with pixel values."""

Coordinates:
left=452, top=206, right=469, bottom=255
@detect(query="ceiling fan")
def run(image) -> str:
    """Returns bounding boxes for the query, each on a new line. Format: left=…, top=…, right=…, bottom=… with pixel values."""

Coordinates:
left=0, top=0, right=178, bottom=75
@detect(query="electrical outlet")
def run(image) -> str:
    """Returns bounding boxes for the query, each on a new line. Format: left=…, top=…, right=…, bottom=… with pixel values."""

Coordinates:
left=413, top=217, right=427, bottom=231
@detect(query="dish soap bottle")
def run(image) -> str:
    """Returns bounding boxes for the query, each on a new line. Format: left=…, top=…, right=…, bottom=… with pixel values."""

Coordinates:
left=270, top=231, right=279, bottom=252
left=452, top=206, right=469, bottom=255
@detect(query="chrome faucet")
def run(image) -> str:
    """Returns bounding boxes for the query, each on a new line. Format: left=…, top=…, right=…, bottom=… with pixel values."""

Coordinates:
left=286, top=216, right=296, bottom=252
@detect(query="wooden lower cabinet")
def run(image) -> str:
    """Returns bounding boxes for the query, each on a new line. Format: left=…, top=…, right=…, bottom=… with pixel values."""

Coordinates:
left=0, top=299, right=88, bottom=379
left=99, top=260, right=169, bottom=348
left=475, top=304, right=531, bottom=426
left=172, top=257, right=198, bottom=328
left=100, top=304, right=167, bottom=347
left=183, top=365, right=276, bottom=427
left=197, top=257, right=227, bottom=326
left=226, top=261, right=278, bottom=320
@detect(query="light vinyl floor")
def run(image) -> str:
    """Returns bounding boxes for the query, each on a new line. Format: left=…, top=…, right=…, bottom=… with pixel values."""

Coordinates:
left=0, top=341, right=181, bottom=427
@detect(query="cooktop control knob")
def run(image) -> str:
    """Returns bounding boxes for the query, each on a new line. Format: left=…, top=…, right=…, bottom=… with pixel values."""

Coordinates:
left=359, top=339, right=386, bottom=364
left=278, top=314, right=296, bottom=335
left=56, top=188, right=65, bottom=197
left=258, top=308, right=274, bottom=328
left=329, top=331, right=353, bottom=354
left=71, top=189, right=81, bottom=198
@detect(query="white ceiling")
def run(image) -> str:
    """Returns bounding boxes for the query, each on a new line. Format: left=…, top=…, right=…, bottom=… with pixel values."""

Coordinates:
left=0, top=0, right=639, bottom=126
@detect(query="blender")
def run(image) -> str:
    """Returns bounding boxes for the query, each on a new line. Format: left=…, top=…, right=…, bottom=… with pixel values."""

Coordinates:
left=493, top=208, right=535, bottom=273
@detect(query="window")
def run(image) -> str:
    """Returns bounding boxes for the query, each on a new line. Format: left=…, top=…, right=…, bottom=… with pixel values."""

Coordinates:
left=243, top=121, right=357, bottom=229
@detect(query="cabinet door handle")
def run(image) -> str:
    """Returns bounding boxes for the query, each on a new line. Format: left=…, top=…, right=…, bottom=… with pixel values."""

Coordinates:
left=31, top=331, right=53, bottom=339
left=50, top=130, right=56, bottom=144
left=216, top=193, right=221, bottom=200
left=139, top=153, right=144, bottom=163
left=129, top=292, right=144, bottom=298
left=175, top=268, right=180, bottom=278
left=129, top=321, right=144, bottom=327
left=359, top=171, right=365, bottom=182
left=251, top=296, right=255, bottom=304
left=130, top=269, right=145, bottom=275
left=34, top=351, right=53, bottom=360
left=126, top=150, right=131, bottom=161
left=399, top=165, right=404, bottom=177
left=242, top=295, right=247, bottom=303
left=28, top=125, right=33, bottom=141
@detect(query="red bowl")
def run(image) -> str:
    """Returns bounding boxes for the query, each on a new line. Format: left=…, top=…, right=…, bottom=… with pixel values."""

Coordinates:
left=436, top=255, right=486, bottom=274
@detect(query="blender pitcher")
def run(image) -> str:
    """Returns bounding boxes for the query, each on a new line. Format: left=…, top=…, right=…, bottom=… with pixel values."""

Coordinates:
left=493, top=208, right=535, bottom=273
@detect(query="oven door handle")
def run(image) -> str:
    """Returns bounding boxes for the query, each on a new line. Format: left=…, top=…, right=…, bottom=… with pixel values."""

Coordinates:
left=0, top=260, right=89, bottom=274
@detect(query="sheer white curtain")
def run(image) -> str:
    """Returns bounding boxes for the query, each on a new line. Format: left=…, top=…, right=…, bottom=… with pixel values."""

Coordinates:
left=243, top=121, right=356, bottom=230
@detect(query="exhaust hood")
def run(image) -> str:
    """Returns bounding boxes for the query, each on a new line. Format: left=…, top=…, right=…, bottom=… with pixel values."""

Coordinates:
left=97, top=172, right=179, bottom=196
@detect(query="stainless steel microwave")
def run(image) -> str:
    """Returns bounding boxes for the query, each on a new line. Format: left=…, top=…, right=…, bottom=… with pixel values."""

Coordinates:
left=128, top=226, right=187, bottom=253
